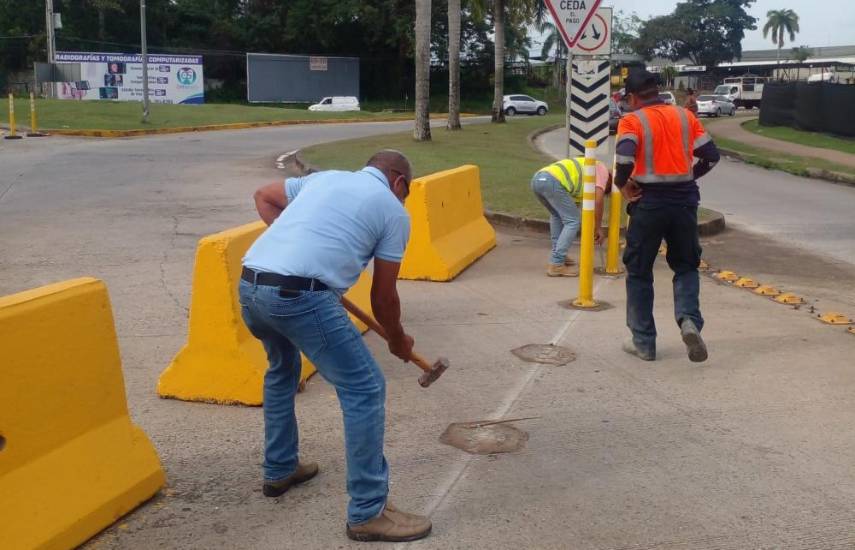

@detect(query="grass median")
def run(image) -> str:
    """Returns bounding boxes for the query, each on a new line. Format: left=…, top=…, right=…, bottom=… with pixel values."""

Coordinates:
left=0, top=99, right=399, bottom=131
left=302, top=114, right=562, bottom=219
left=706, top=120, right=855, bottom=180
left=742, top=119, right=855, bottom=156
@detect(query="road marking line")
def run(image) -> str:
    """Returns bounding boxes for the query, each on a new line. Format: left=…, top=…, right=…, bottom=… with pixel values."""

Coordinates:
left=401, top=277, right=612, bottom=540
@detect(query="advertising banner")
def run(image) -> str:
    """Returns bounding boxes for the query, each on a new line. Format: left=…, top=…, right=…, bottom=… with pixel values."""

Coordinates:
left=54, top=52, right=204, bottom=104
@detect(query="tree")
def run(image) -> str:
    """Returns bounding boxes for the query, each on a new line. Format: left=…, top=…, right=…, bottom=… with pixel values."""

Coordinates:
left=635, top=0, right=758, bottom=68
left=763, top=9, right=800, bottom=66
left=611, top=10, right=642, bottom=55
left=447, top=0, right=462, bottom=130
left=491, top=0, right=506, bottom=123
left=791, top=45, right=811, bottom=80
left=539, top=20, right=565, bottom=91
left=661, top=65, right=677, bottom=89
left=414, top=0, right=432, bottom=141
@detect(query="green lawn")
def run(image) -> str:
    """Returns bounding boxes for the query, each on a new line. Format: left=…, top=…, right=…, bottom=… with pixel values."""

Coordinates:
left=742, top=119, right=855, bottom=156
left=709, top=133, right=855, bottom=179
left=302, top=114, right=562, bottom=219
left=0, top=99, right=401, bottom=131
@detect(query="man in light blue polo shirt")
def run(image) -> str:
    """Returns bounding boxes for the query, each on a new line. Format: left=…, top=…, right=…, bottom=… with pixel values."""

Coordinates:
left=239, top=150, right=432, bottom=543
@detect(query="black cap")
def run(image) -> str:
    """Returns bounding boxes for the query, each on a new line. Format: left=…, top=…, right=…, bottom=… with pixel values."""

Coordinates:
left=624, top=70, right=660, bottom=95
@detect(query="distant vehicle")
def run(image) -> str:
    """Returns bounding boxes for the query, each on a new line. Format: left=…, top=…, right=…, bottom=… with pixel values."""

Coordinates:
left=714, top=76, right=768, bottom=109
left=308, top=96, right=360, bottom=112
left=503, top=94, right=549, bottom=116
left=696, top=95, right=736, bottom=117
left=658, top=91, right=676, bottom=105
left=609, top=99, right=622, bottom=134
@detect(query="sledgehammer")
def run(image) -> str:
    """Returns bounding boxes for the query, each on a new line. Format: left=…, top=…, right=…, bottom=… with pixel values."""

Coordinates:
left=341, top=296, right=449, bottom=388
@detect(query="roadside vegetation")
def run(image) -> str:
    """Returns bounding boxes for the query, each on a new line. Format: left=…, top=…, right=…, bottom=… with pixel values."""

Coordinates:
left=742, top=119, right=855, bottom=156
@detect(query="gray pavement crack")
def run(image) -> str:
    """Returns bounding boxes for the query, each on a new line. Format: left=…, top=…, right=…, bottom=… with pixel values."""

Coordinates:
left=160, top=214, right=188, bottom=314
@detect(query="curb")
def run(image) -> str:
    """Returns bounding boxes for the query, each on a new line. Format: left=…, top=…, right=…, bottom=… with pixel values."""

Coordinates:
left=527, top=123, right=564, bottom=156
left=28, top=113, right=482, bottom=139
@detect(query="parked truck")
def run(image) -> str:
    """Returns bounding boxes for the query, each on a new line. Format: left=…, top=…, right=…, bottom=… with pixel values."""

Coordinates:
left=713, top=75, right=768, bottom=109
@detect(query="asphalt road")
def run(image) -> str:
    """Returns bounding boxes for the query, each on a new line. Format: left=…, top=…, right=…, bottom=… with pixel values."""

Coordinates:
left=3, top=118, right=855, bottom=549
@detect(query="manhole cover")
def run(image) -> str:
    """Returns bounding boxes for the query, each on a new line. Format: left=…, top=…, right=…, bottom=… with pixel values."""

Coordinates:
left=511, top=344, right=576, bottom=366
left=440, top=421, right=529, bottom=454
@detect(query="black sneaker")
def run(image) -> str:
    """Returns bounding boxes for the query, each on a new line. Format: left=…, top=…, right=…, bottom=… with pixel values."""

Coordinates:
left=262, top=462, right=319, bottom=497
left=680, top=319, right=708, bottom=363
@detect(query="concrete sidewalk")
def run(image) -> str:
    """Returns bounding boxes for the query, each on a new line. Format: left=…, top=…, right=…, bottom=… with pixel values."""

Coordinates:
left=84, top=229, right=855, bottom=549
left=708, top=116, right=855, bottom=169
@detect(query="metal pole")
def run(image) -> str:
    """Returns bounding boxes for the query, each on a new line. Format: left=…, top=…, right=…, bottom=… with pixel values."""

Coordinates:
left=45, top=0, right=56, bottom=98
left=140, top=0, right=149, bottom=123
left=565, top=52, right=572, bottom=158
left=572, top=139, right=598, bottom=308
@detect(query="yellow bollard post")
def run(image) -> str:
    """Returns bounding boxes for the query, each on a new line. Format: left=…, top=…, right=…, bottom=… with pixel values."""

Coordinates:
left=604, top=156, right=624, bottom=274
left=27, top=92, right=46, bottom=137
left=5, top=93, right=23, bottom=140
left=572, top=139, right=599, bottom=309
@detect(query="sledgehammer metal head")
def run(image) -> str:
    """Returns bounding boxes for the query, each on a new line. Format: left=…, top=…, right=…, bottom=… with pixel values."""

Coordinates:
left=417, top=357, right=450, bottom=388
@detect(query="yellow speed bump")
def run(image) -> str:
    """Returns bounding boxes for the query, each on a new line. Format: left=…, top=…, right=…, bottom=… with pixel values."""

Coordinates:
left=816, top=312, right=853, bottom=325
left=714, top=270, right=739, bottom=282
left=754, top=285, right=781, bottom=296
left=1, top=278, right=165, bottom=549
left=157, top=221, right=375, bottom=406
left=399, top=165, right=496, bottom=281
left=774, top=293, right=806, bottom=305
left=734, top=277, right=760, bottom=289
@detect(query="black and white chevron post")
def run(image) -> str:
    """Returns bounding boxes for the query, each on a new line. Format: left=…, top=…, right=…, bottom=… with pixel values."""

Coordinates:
left=569, top=60, right=610, bottom=157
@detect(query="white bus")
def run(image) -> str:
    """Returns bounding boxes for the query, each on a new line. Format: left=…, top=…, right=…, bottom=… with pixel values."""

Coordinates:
left=714, top=76, right=769, bottom=109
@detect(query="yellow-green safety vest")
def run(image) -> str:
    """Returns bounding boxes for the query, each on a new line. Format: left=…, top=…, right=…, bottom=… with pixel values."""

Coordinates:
left=539, top=158, right=585, bottom=200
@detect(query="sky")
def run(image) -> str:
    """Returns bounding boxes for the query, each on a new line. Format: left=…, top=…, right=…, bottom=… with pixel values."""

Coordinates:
left=533, top=0, right=855, bottom=53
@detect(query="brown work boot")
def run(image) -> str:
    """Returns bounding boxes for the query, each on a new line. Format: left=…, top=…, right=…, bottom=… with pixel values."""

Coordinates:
left=262, top=462, right=319, bottom=497
left=564, top=256, right=576, bottom=266
left=547, top=264, right=578, bottom=277
left=346, top=503, right=432, bottom=542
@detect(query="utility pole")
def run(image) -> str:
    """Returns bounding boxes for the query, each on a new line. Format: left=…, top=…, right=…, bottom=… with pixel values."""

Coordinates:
left=140, top=0, right=149, bottom=123
left=45, top=0, right=56, bottom=98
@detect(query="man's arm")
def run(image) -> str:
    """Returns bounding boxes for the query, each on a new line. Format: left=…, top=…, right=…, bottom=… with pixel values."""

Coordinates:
left=691, top=130, right=721, bottom=180
left=254, top=181, right=288, bottom=226
left=371, top=259, right=414, bottom=362
left=614, top=122, right=643, bottom=203
left=594, top=186, right=606, bottom=245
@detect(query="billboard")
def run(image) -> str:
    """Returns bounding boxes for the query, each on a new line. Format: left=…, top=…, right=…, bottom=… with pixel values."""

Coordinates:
left=247, top=53, right=359, bottom=103
left=54, top=52, right=204, bottom=104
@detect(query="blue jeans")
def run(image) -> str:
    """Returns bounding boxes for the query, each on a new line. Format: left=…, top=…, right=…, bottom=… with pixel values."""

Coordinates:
left=531, top=172, right=581, bottom=265
left=622, top=203, right=704, bottom=356
left=238, top=279, right=388, bottom=525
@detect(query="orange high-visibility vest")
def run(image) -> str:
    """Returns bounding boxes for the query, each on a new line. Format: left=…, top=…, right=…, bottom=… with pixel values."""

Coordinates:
left=617, top=104, right=711, bottom=184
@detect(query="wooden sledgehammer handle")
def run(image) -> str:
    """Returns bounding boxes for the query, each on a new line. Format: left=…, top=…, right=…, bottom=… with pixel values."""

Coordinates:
left=340, top=296, right=433, bottom=373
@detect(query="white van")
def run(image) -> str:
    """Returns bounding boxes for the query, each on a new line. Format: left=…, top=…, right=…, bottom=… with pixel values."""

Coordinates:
left=713, top=76, right=768, bottom=109
left=308, top=96, right=360, bottom=112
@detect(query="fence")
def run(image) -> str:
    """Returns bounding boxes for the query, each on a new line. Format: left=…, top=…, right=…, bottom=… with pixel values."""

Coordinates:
left=760, top=82, right=855, bottom=137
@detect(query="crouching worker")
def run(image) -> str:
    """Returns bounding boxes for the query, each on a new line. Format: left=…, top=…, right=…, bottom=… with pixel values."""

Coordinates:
left=531, top=157, right=613, bottom=276
left=239, top=150, right=432, bottom=542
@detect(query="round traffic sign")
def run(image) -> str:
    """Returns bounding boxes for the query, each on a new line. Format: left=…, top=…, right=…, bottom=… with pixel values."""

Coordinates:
left=575, top=13, right=608, bottom=53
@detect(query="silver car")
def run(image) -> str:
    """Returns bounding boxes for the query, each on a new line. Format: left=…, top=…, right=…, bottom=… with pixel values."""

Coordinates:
left=502, top=94, right=549, bottom=116
left=697, top=95, right=736, bottom=117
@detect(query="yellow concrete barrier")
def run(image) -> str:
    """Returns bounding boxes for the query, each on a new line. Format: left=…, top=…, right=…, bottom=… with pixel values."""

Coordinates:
left=157, top=221, right=374, bottom=406
left=399, top=165, right=496, bottom=281
left=0, top=278, right=165, bottom=550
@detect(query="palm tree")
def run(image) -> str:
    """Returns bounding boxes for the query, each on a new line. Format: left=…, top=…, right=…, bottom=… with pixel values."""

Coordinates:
left=491, top=0, right=507, bottom=123
left=447, top=0, right=462, bottom=131
left=791, top=45, right=812, bottom=80
left=414, top=0, right=432, bottom=141
left=539, top=21, right=566, bottom=92
left=763, top=9, right=800, bottom=69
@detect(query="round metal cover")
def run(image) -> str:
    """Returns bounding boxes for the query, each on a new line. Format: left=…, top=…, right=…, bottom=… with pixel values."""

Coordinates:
left=511, top=344, right=576, bottom=366
left=440, top=422, right=528, bottom=455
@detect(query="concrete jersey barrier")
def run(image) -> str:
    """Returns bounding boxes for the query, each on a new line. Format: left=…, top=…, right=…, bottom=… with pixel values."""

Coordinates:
left=399, top=164, right=496, bottom=281
left=157, top=220, right=374, bottom=406
left=0, top=277, right=165, bottom=550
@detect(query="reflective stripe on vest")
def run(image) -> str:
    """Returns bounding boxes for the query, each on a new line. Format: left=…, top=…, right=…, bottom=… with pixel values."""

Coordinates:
left=541, top=158, right=583, bottom=198
left=634, top=106, right=694, bottom=184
